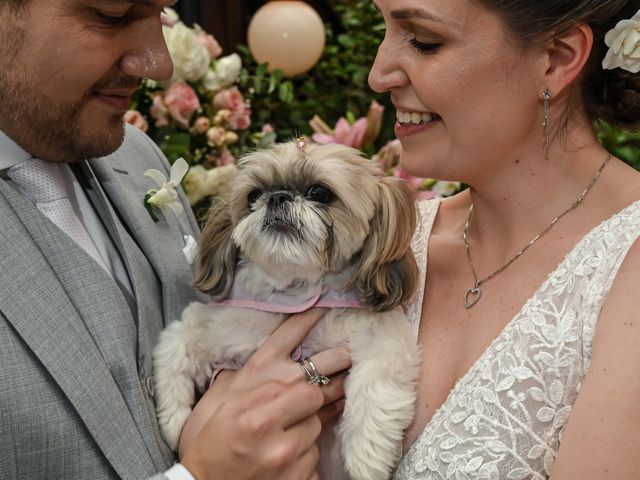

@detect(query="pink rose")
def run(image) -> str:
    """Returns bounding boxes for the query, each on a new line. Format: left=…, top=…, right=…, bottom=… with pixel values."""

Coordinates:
left=150, top=94, right=169, bottom=127
left=228, top=106, right=251, bottom=130
left=164, top=82, right=200, bottom=128
left=261, top=123, right=274, bottom=134
left=123, top=109, right=149, bottom=133
left=198, top=30, right=223, bottom=60
left=214, top=87, right=251, bottom=130
left=213, top=87, right=245, bottom=111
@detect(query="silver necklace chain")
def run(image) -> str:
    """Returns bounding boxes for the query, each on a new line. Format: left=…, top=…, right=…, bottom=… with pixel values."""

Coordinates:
left=462, top=154, right=611, bottom=309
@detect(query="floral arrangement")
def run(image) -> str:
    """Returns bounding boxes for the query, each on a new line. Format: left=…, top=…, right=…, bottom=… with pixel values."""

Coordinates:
left=127, top=8, right=276, bottom=208
left=125, top=6, right=460, bottom=215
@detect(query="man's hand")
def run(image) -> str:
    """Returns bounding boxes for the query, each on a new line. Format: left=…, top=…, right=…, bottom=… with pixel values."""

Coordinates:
left=178, top=308, right=351, bottom=479
left=181, top=380, right=324, bottom=480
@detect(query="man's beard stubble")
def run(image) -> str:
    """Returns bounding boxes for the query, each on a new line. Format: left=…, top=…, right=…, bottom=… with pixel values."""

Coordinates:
left=0, top=21, right=130, bottom=163
left=0, top=69, right=127, bottom=163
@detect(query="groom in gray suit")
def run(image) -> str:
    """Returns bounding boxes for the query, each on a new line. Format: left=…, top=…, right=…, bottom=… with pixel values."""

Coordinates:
left=0, top=1, right=348, bottom=479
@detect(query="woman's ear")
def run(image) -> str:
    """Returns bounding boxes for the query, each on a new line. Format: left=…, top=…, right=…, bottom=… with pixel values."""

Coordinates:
left=192, top=199, right=238, bottom=299
left=543, top=23, right=594, bottom=96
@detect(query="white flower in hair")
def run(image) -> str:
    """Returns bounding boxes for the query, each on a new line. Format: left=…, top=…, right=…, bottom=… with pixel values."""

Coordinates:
left=602, top=9, right=640, bottom=73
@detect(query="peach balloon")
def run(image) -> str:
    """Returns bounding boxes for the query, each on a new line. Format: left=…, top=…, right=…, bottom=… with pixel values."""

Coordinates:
left=248, top=1, right=326, bottom=77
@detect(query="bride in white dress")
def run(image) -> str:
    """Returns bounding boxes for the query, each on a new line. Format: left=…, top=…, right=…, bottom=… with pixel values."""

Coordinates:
left=368, top=0, right=640, bottom=478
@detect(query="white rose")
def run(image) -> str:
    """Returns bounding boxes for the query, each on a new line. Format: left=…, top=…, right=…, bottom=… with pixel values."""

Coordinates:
left=164, top=22, right=211, bottom=83
left=202, top=53, right=242, bottom=92
left=602, top=11, right=640, bottom=73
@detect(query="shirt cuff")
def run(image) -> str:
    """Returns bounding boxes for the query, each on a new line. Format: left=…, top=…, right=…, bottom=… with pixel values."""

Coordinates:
left=164, top=463, right=196, bottom=480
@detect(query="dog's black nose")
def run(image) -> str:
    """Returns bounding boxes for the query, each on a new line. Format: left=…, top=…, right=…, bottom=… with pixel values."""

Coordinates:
left=268, top=191, right=294, bottom=208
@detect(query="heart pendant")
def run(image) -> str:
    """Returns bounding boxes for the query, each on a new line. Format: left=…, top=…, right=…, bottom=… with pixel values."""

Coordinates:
left=464, top=286, right=482, bottom=309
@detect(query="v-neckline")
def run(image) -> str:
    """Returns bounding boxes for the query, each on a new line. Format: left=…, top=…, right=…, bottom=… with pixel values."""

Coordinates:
left=406, top=197, right=640, bottom=455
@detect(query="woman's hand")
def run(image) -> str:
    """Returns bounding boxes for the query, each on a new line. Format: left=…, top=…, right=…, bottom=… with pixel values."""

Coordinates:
left=178, top=308, right=351, bottom=478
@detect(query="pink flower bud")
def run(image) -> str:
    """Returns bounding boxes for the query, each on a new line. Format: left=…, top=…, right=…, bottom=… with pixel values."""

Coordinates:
left=192, top=117, right=211, bottom=134
left=206, top=126, right=227, bottom=147
left=123, top=110, right=149, bottom=133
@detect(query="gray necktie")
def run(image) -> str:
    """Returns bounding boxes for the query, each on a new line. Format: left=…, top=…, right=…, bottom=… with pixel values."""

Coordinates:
left=8, top=157, right=110, bottom=273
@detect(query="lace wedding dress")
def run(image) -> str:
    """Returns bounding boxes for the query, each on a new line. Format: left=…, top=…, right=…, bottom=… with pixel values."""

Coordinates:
left=394, top=198, right=640, bottom=480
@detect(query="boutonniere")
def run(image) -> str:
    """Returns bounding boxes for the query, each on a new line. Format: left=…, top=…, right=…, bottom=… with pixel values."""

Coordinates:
left=144, top=157, right=189, bottom=222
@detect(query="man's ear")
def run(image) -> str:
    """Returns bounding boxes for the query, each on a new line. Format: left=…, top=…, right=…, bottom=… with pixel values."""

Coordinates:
left=542, top=24, right=594, bottom=96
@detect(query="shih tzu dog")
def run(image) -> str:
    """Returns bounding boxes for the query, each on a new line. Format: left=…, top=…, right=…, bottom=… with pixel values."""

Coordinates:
left=153, top=140, right=420, bottom=480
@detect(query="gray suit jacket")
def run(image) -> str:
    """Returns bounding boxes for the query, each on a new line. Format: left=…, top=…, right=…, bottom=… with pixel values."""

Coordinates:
left=0, top=125, right=204, bottom=479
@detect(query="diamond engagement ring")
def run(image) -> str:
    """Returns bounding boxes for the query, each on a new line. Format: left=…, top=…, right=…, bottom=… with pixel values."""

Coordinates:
left=299, top=357, right=330, bottom=386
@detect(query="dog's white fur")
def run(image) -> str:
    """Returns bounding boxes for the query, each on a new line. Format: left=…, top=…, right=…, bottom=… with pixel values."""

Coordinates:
left=153, top=141, right=420, bottom=480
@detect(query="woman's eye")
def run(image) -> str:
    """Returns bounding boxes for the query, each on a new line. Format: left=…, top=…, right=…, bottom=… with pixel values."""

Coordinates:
left=306, top=185, right=335, bottom=204
left=247, top=189, right=262, bottom=206
left=409, top=38, right=442, bottom=54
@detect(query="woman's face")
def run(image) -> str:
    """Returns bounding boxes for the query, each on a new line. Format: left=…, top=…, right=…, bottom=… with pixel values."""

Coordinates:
left=369, top=0, right=545, bottom=182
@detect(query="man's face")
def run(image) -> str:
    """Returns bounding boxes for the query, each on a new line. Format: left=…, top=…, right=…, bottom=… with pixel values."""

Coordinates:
left=0, top=0, right=175, bottom=162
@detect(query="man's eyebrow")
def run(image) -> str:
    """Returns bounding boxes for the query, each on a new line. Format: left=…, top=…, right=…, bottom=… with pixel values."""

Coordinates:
left=390, top=7, right=462, bottom=30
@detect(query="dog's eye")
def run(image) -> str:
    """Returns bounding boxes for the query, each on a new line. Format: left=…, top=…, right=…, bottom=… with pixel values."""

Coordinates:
left=306, top=185, right=334, bottom=204
left=247, top=189, right=262, bottom=206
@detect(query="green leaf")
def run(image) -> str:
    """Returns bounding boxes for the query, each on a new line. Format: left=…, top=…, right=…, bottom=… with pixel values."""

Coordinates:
left=254, top=62, right=268, bottom=94
left=279, top=81, right=295, bottom=104
left=157, top=131, right=191, bottom=162
left=268, top=69, right=284, bottom=94
left=143, top=193, right=159, bottom=222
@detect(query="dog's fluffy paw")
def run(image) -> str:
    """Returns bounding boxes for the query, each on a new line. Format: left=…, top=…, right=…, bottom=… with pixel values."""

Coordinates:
left=158, top=406, right=192, bottom=451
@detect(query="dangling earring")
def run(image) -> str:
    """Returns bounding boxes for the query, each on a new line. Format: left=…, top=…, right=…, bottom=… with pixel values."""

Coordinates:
left=542, top=89, right=552, bottom=159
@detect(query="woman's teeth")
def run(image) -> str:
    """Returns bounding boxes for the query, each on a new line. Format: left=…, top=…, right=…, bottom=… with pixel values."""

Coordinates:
left=396, top=110, right=440, bottom=125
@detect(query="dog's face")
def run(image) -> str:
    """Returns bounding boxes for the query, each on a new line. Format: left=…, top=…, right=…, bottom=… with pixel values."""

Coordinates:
left=195, top=140, right=419, bottom=311
left=228, top=142, right=380, bottom=277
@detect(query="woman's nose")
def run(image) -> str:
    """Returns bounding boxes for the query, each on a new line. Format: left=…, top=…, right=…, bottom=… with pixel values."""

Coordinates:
left=368, top=36, right=407, bottom=93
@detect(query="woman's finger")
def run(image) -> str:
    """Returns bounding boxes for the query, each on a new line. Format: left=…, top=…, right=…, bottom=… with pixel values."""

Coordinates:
left=306, top=345, right=351, bottom=379
left=316, top=371, right=347, bottom=405
left=259, top=308, right=328, bottom=358
left=317, top=397, right=346, bottom=424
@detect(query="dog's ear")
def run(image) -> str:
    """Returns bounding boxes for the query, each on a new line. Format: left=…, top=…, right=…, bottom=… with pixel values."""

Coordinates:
left=351, top=177, right=419, bottom=311
left=192, top=199, right=238, bottom=299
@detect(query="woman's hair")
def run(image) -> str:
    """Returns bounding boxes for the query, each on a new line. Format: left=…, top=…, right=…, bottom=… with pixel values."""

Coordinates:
left=475, top=0, right=640, bottom=130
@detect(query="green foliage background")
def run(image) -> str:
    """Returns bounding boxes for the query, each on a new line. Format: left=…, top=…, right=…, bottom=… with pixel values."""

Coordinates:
left=238, top=0, right=639, bottom=166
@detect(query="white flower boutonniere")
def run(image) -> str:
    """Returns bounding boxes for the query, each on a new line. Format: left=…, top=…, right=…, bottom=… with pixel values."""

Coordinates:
left=144, top=157, right=189, bottom=222
left=602, top=10, right=640, bottom=73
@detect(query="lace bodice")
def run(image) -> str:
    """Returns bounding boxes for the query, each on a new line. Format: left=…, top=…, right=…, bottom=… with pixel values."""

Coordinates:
left=395, top=199, right=640, bottom=480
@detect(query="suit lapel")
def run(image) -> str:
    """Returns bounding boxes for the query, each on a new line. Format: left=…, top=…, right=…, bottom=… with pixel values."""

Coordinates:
left=0, top=180, right=157, bottom=478
left=87, top=153, right=199, bottom=322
